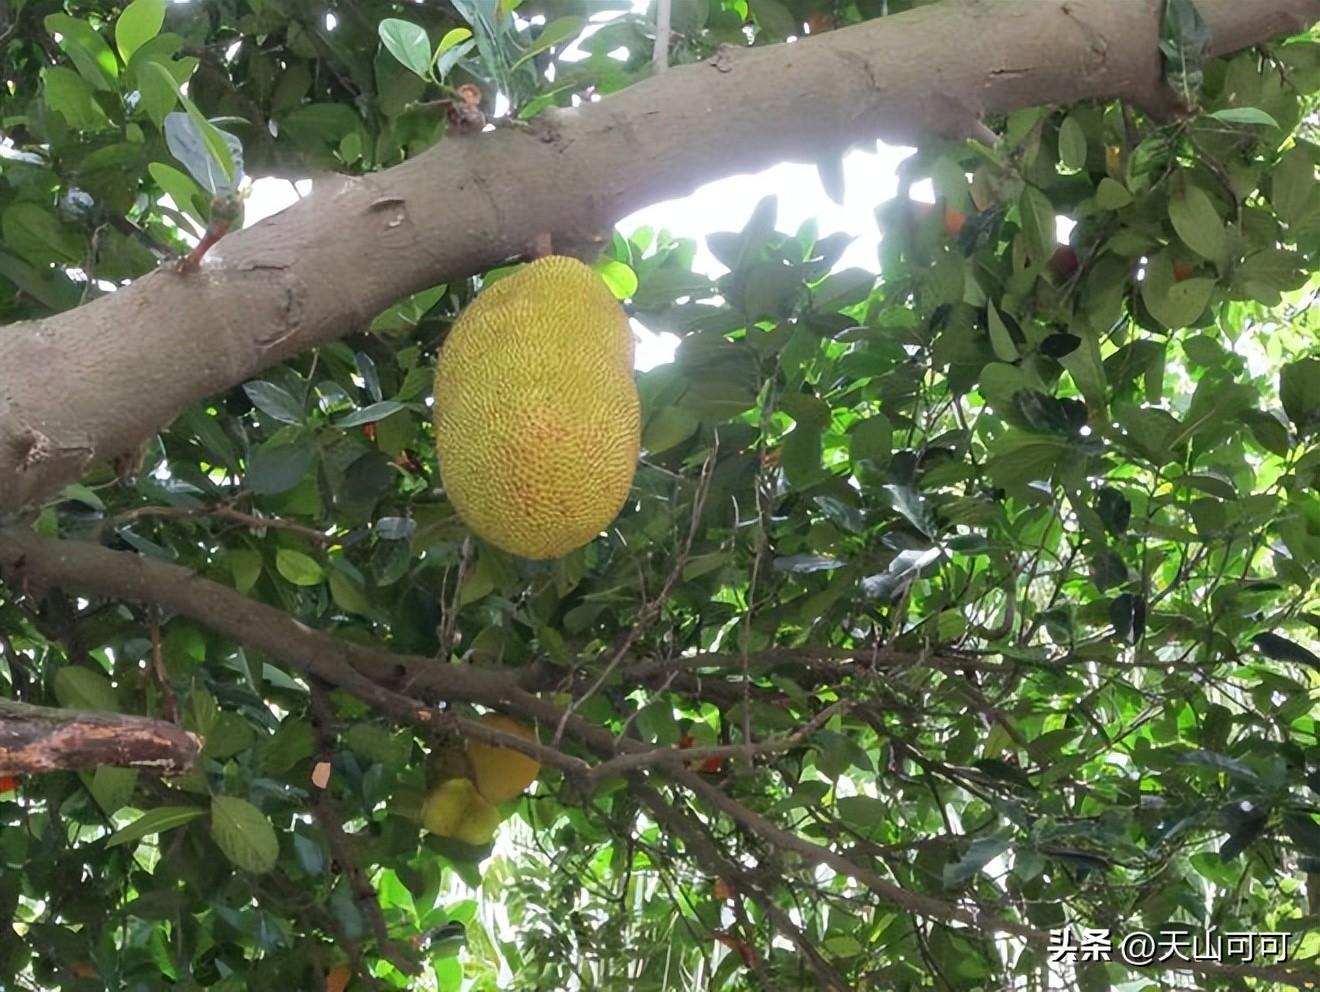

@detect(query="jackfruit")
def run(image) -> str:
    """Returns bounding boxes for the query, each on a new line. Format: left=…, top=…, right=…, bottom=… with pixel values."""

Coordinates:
left=421, top=777, right=501, bottom=846
left=433, top=255, right=641, bottom=559
left=467, top=714, right=540, bottom=803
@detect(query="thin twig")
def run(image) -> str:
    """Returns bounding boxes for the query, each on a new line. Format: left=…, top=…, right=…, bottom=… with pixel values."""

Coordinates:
left=436, top=536, right=473, bottom=663
left=1, top=530, right=1317, bottom=985
left=307, top=681, right=419, bottom=976
left=587, top=699, right=849, bottom=785
left=553, top=442, right=717, bottom=747
left=633, top=779, right=852, bottom=991
left=147, top=604, right=177, bottom=723
left=0, top=628, right=33, bottom=698
left=110, top=503, right=332, bottom=545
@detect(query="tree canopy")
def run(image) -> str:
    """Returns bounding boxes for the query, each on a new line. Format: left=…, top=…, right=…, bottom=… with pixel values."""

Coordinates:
left=3, top=0, right=1320, bottom=989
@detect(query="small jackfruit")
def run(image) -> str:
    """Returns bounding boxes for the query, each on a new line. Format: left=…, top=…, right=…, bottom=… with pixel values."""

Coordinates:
left=467, top=714, right=540, bottom=803
left=421, top=777, right=501, bottom=846
left=433, top=255, right=641, bottom=559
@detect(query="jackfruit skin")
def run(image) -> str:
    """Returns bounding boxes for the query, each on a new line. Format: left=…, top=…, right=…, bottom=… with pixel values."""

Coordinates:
left=420, top=777, right=501, bottom=845
left=433, top=255, right=641, bottom=559
left=467, top=714, right=540, bottom=803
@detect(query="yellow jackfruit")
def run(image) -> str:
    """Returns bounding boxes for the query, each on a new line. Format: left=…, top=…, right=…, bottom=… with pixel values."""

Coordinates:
left=433, top=255, right=641, bottom=559
left=421, top=777, right=502, bottom=846
left=467, top=714, right=540, bottom=803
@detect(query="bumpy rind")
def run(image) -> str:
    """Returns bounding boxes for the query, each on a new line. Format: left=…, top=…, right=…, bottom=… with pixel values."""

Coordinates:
left=433, top=256, right=641, bottom=559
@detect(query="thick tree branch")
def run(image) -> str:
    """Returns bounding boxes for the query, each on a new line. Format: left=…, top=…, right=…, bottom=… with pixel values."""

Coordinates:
left=2, top=529, right=1317, bottom=982
left=1, top=0, right=1315, bottom=512
left=0, top=699, right=199, bottom=774
left=0, top=527, right=592, bottom=780
left=632, top=779, right=853, bottom=992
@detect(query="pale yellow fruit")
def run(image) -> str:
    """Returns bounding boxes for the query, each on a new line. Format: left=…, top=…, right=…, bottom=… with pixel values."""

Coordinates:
left=433, top=255, right=641, bottom=559
left=452, top=793, right=502, bottom=846
left=420, top=777, right=500, bottom=846
left=467, top=714, right=540, bottom=804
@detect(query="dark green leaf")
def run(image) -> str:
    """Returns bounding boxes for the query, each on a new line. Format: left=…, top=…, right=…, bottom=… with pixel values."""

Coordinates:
left=210, top=796, right=279, bottom=873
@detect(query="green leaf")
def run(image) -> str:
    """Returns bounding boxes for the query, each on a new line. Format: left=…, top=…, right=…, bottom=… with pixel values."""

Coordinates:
left=334, top=400, right=405, bottom=428
left=41, top=66, right=106, bottom=130
left=730, top=194, right=778, bottom=274
left=1168, top=181, right=1226, bottom=261
left=0, top=251, right=77, bottom=311
left=817, top=153, right=846, bottom=206
left=1058, top=115, right=1087, bottom=171
left=849, top=414, right=892, bottom=468
left=228, top=549, right=263, bottom=594
left=985, top=431, right=1068, bottom=487
left=2, top=203, right=85, bottom=266
left=987, top=303, right=1018, bottom=362
left=1142, top=254, right=1212, bottom=329
left=1178, top=749, right=1260, bottom=784
left=379, top=18, right=432, bottom=78
left=116, top=0, right=166, bottom=63
left=203, top=712, right=256, bottom=760
left=345, top=724, right=413, bottom=769
left=61, top=483, right=105, bottom=511
left=182, top=689, right=219, bottom=738
left=641, top=406, right=699, bottom=454
left=774, top=554, right=844, bottom=575
left=749, top=0, right=797, bottom=38
left=594, top=259, right=638, bottom=300
left=329, top=569, right=372, bottom=615
left=1094, top=177, right=1132, bottom=211
left=243, top=381, right=304, bottom=424
left=1283, top=812, right=1320, bottom=857
left=512, top=16, right=585, bottom=68
left=1110, top=592, right=1146, bottom=643
left=436, top=27, right=473, bottom=55
left=832, top=795, right=886, bottom=827
left=147, top=162, right=206, bottom=224
left=106, top=806, right=207, bottom=848
left=1242, top=409, right=1291, bottom=455
left=276, top=549, right=324, bottom=586
left=943, top=836, right=1011, bottom=887
left=1235, top=249, right=1306, bottom=306
left=1013, top=390, right=1080, bottom=435
left=1279, top=358, right=1320, bottom=434
left=812, top=267, right=874, bottom=310
left=1058, top=331, right=1107, bottom=412
left=1017, top=185, right=1055, bottom=265
left=1252, top=632, right=1320, bottom=674
left=1271, top=146, right=1313, bottom=223
left=1115, top=406, right=1183, bottom=464
left=1159, top=0, right=1207, bottom=105
left=1096, top=488, right=1131, bottom=537
left=435, top=39, right=476, bottom=81
left=1207, top=107, right=1279, bottom=127
left=54, top=667, right=119, bottom=713
left=261, top=719, right=315, bottom=776
left=45, top=14, right=119, bottom=90
left=210, top=796, right=279, bottom=873
left=245, top=437, right=314, bottom=495
left=90, top=767, right=138, bottom=814
left=153, top=75, right=239, bottom=191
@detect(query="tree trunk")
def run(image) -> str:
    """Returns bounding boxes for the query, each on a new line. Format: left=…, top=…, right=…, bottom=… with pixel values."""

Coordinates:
left=0, top=0, right=1315, bottom=512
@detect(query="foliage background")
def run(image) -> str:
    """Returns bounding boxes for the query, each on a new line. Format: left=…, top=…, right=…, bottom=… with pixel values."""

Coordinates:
left=2, top=0, right=1320, bottom=989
